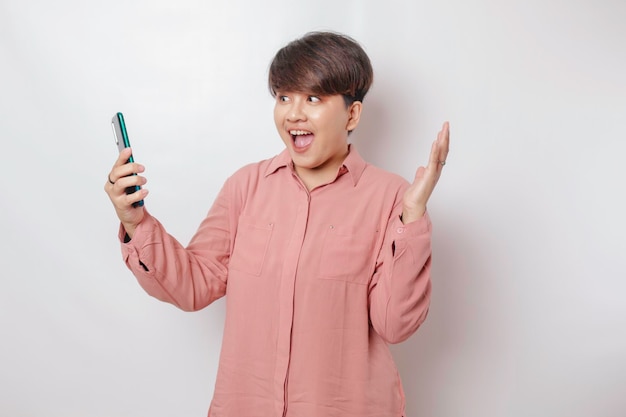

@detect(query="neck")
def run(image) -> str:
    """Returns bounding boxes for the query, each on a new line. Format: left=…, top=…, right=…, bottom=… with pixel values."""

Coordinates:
left=295, top=148, right=349, bottom=191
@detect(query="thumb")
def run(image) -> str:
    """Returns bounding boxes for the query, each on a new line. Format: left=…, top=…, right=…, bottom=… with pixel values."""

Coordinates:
left=413, top=166, right=426, bottom=182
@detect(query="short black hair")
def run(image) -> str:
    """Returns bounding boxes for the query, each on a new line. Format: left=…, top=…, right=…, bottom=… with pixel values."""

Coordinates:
left=268, top=31, right=374, bottom=107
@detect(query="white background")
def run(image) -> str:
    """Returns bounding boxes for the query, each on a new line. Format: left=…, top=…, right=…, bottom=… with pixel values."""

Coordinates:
left=1, top=0, right=625, bottom=416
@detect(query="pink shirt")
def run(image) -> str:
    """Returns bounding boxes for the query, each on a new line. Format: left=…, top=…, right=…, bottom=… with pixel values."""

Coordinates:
left=120, top=146, right=432, bottom=417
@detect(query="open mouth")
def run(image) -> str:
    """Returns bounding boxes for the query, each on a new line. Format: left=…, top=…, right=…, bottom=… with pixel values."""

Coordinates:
left=290, top=130, right=314, bottom=149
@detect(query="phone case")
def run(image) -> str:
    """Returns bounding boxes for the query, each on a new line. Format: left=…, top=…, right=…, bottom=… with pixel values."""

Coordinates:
left=111, top=112, right=144, bottom=207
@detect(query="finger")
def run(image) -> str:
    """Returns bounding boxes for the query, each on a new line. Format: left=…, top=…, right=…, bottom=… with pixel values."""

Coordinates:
left=109, top=181, right=148, bottom=206
left=113, top=174, right=147, bottom=192
left=113, top=147, right=134, bottom=168
left=427, top=138, right=442, bottom=172
left=108, top=163, right=145, bottom=186
left=109, top=147, right=143, bottom=176
left=412, top=165, right=426, bottom=181
left=105, top=173, right=146, bottom=202
left=124, top=187, right=149, bottom=206
left=428, top=122, right=449, bottom=170
left=438, top=121, right=450, bottom=164
left=419, top=122, right=450, bottom=179
left=112, top=162, right=145, bottom=181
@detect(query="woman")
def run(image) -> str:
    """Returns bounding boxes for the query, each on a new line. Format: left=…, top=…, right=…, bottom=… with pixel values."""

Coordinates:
left=105, top=31, right=450, bottom=417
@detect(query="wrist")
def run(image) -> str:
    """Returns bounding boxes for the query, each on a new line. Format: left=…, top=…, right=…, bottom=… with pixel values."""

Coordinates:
left=122, top=222, right=138, bottom=239
left=401, top=205, right=426, bottom=224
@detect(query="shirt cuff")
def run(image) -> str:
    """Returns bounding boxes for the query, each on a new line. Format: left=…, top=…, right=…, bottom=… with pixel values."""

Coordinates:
left=393, top=211, right=432, bottom=238
left=117, top=211, right=158, bottom=255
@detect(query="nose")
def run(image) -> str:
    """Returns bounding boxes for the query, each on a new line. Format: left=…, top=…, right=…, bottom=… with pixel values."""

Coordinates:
left=286, top=99, right=306, bottom=122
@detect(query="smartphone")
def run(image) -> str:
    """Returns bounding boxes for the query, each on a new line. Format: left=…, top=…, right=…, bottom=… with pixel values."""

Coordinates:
left=111, top=112, right=144, bottom=207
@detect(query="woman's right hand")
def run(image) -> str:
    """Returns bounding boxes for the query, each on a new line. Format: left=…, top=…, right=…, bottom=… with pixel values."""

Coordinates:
left=104, top=147, right=149, bottom=238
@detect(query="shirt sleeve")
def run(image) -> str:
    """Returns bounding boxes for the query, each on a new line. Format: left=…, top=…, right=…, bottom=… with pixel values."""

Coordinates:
left=368, top=205, right=432, bottom=344
left=119, top=180, right=232, bottom=312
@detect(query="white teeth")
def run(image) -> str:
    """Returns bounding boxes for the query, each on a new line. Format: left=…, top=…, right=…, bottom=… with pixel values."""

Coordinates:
left=289, top=130, right=312, bottom=136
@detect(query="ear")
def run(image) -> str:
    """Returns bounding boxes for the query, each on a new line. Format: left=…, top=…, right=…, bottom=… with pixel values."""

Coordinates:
left=346, top=101, right=363, bottom=132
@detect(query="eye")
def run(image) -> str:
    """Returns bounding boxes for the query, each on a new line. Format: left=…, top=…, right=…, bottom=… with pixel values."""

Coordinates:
left=278, top=95, right=290, bottom=103
left=308, top=96, right=321, bottom=103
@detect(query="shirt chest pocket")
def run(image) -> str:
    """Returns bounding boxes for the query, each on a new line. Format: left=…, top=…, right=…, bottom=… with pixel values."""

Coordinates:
left=318, top=226, right=376, bottom=285
left=229, top=216, right=274, bottom=276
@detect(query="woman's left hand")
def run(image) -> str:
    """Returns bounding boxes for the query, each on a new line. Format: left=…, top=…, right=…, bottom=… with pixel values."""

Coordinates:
left=401, top=121, right=450, bottom=224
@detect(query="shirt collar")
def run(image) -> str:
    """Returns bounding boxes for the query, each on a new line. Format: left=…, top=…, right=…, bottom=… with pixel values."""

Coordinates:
left=264, top=144, right=367, bottom=187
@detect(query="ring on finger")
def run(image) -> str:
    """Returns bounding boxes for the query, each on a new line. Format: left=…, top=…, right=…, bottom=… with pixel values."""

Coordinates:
left=439, top=160, right=446, bottom=166
left=108, top=175, right=115, bottom=185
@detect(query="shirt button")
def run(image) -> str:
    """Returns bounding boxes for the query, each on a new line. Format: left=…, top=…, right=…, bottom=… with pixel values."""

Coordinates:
left=397, top=227, right=404, bottom=233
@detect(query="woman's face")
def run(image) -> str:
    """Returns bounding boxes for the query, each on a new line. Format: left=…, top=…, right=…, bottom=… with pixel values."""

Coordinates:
left=273, top=92, right=361, bottom=181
